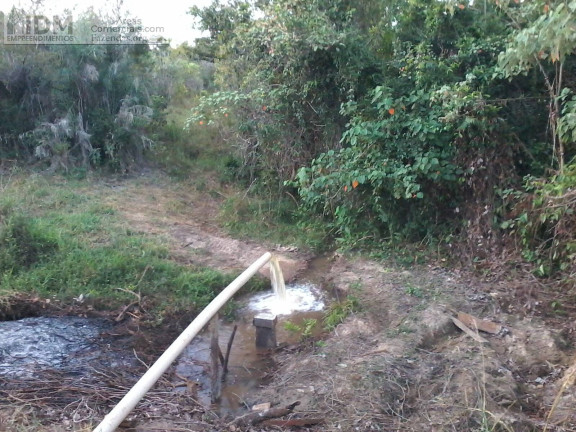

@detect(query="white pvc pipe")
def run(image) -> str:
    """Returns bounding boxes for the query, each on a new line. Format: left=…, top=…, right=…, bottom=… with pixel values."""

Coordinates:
left=93, top=252, right=272, bottom=432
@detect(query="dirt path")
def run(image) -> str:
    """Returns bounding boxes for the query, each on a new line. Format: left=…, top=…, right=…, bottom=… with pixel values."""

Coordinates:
left=98, top=174, right=576, bottom=432
left=100, top=175, right=307, bottom=277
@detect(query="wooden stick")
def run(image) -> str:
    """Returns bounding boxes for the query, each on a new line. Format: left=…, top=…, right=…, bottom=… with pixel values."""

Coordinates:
left=451, top=317, right=489, bottom=344
left=230, top=401, right=301, bottom=427
left=222, top=324, right=238, bottom=382
left=114, top=301, right=139, bottom=322
left=210, top=316, right=222, bottom=403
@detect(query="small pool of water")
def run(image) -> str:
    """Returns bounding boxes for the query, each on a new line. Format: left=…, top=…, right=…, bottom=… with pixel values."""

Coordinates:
left=0, top=316, right=135, bottom=379
left=175, top=281, right=326, bottom=415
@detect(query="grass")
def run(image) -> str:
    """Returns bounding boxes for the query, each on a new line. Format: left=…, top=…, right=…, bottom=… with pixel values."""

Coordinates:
left=405, top=283, right=424, bottom=298
left=0, top=172, right=265, bottom=318
left=471, top=347, right=515, bottom=432
left=283, top=318, right=319, bottom=341
left=152, top=106, right=226, bottom=180
left=323, top=295, right=361, bottom=331
left=219, top=191, right=330, bottom=251
left=1, top=107, right=327, bottom=322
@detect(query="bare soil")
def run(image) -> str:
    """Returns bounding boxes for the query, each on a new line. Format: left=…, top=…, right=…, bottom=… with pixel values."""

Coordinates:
left=2, top=172, right=576, bottom=431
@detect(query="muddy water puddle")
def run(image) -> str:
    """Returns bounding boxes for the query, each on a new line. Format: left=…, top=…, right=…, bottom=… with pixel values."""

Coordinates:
left=175, top=282, right=326, bottom=415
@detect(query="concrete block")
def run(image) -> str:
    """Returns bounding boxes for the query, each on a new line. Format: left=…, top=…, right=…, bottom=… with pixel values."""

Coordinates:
left=253, top=313, right=277, bottom=348
left=253, top=313, right=277, bottom=328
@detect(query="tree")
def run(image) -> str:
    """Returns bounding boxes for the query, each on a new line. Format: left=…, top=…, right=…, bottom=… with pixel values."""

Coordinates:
left=497, top=0, right=576, bottom=277
left=188, top=0, right=253, bottom=61
left=188, top=0, right=377, bottom=185
left=293, top=0, right=519, bottom=248
left=0, top=7, right=170, bottom=170
left=498, top=0, right=576, bottom=173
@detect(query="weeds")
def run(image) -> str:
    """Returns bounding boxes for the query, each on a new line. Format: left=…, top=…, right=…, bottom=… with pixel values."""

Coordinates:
left=405, top=284, right=424, bottom=298
left=153, top=111, right=329, bottom=251
left=0, top=216, right=59, bottom=274
left=323, top=295, right=361, bottom=331
left=470, top=343, right=514, bottom=432
left=220, top=192, right=328, bottom=251
left=152, top=114, right=223, bottom=179
left=284, top=318, right=318, bottom=341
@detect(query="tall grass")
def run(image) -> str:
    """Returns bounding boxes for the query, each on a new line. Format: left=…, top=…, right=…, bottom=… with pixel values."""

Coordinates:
left=219, top=192, right=330, bottom=251
left=153, top=109, right=224, bottom=179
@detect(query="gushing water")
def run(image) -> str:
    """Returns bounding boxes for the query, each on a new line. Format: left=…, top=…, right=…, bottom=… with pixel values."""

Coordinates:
left=177, top=280, right=325, bottom=414
left=264, top=255, right=327, bottom=314
left=269, top=256, right=287, bottom=302
left=246, top=282, right=325, bottom=316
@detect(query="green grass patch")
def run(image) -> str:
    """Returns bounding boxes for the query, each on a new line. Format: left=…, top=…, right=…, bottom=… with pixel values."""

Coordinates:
left=323, top=295, right=361, bottom=331
left=283, top=318, right=319, bottom=341
left=219, top=192, right=330, bottom=251
left=152, top=110, right=225, bottom=179
left=0, top=173, right=264, bottom=318
left=0, top=215, right=59, bottom=274
left=405, top=283, right=424, bottom=298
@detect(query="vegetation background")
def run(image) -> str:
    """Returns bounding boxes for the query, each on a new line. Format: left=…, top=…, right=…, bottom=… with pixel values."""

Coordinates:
left=1, top=0, right=576, bottom=312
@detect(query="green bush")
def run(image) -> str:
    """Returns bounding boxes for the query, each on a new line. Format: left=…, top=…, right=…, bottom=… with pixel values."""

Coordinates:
left=502, top=162, right=576, bottom=277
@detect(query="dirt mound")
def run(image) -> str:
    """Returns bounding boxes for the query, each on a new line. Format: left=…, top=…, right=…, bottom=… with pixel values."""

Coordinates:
left=251, top=256, right=575, bottom=431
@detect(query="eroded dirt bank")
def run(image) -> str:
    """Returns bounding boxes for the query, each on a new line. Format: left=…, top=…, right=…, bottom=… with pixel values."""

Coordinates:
left=256, top=257, right=576, bottom=431
left=1, top=174, right=575, bottom=431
